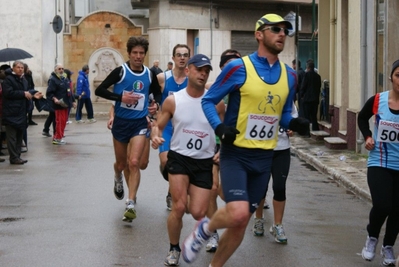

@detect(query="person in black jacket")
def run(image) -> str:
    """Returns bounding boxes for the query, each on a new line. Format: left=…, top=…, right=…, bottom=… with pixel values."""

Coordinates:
left=292, top=59, right=305, bottom=114
left=24, top=63, right=37, bottom=126
left=46, top=63, right=76, bottom=145
left=2, top=61, right=42, bottom=164
left=300, top=61, right=321, bottom=131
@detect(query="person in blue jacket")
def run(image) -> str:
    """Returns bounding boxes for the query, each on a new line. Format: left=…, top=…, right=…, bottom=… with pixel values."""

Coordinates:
left=75, top=64, right=96, bottom=123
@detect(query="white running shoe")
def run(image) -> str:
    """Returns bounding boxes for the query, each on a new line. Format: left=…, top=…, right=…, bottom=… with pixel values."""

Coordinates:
left=113, top=173, right=124, bottom=200
left=381, top=245, right=396, bottom=266
left=182, top=217, right=210, bottom=263
left=166, top=193, right=172, bottom=211
left=361, top=236, right=378, bottom=261
left=205, top=232, right=219, bottom=252
left=253, top=218, right=264, bottom=236
left=164, top=249, right=180, bottom=266
left=269, top=224, right=288, bottom=244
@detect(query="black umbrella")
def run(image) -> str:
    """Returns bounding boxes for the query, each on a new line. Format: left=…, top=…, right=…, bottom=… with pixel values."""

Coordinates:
left=0, top=48, right=33, bottom=62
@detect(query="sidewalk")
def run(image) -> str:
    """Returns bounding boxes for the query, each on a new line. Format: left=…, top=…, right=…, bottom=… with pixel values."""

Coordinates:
left=289, top=135, right=370, bottom=202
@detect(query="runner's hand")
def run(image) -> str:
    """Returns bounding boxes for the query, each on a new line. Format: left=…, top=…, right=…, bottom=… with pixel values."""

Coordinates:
left=151, top=136, right=165, bottom=149
left=215, top=123, right=240, bottom=145
left=122, top=92, right=142, bottom=105
left=107, top=117, right=114, bottom=130
left=289, top=117, right=310, bottom=136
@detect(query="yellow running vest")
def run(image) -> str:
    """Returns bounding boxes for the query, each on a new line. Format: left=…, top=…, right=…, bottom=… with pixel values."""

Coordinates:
left=234, top=56, right=289, bottom=150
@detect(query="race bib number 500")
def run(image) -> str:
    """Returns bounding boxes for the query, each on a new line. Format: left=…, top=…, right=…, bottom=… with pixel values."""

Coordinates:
left=245, top=114, right=279, bottom=140
left=377, top=120, right=399, bottom=143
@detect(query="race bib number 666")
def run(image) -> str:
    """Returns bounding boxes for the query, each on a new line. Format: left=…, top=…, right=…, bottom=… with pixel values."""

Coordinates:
left=245, top=114, right=279, bottom=140
left=377, top=120, right=399, bottom=143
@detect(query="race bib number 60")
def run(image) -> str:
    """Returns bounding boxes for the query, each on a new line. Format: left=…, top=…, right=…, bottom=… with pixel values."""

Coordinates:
left=377, top=120, right=399, bottom=143
left=179, top=128, right=210, bottom=151
left=245, top=114, right=279, bottom=140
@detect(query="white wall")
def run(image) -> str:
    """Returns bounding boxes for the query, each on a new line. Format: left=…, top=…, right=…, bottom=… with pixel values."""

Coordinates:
left=0, top=0, right=66, bottom=91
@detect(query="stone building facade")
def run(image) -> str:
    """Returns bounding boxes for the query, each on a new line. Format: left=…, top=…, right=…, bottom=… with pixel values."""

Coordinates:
left=63, top=11, right=145, bottom=102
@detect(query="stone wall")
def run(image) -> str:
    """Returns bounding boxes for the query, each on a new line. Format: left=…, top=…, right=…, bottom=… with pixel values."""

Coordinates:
left=63, top=11, right=146, bottom=79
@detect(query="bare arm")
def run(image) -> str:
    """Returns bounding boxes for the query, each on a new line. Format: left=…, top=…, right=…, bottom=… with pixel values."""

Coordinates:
left=157, top=72, right=166, bottom=93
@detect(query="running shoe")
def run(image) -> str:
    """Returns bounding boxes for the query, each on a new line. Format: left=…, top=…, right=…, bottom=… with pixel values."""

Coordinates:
left=52, top=139, right=66, bottom=145
left=253, top=218, right=264, bottom=236
left=205, top=232, right=219, bottom=252
left=164, top=249, right=180, bottom=266
left=88, top=118, right=97, bottom=123
left=182, top=217, right=211, bottom=263
left=269, top=224, right=288, bottom=244
left=122, top=199, right=136, bottom=222
left=76, top=120, right=85, bottom=123
left=66, top=120, right=72, bottom=124
left=166, top=192, right=172, bottom=211
left=42, top=131, right=52, bottom=137
left=361, top=236, right=378, bottom=261
left=381, top=245, right=396, bottom=266
left=114, top=173, right=124, bottom=200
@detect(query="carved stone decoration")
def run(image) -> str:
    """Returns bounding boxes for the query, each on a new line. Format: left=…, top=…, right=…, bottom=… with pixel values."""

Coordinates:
left=88, top=47, right=124, bottom=102
left=93, top=50, right=119, bottom=90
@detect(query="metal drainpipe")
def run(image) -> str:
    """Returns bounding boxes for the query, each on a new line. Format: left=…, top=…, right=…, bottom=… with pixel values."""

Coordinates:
left=55, top=0, right=58, bottom=64
left=311, top=0, right=316, bottom=62
left=357, top=0, right=367, bottom=153
left=209, top=1, right=213, bottom=60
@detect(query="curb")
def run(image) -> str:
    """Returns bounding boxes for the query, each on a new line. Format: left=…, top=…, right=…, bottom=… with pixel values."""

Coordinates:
left=291, top=145, right=371, bottom=202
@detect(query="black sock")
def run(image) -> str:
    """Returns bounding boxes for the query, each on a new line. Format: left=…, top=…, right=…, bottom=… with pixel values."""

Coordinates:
left=170, top=243, right=181, bottom=252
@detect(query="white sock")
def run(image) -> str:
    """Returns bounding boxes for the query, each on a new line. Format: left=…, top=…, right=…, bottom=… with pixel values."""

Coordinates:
left=202, top=219, right=213, bottom=237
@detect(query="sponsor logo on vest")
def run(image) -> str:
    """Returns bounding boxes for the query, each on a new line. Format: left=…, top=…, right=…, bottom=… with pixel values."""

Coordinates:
left=249, top=114, right=279, bottom=124
left=381, top=120, right=399, bottom=130
left=182, top=128, right=209, bottom=138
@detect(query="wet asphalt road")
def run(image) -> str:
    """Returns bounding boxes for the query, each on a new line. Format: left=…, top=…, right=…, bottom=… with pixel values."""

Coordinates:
left=0, top=116, right=390, bottom=267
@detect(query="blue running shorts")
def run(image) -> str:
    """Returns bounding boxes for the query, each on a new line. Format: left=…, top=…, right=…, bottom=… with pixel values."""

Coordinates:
left=220, top=144, right=274, bottom=213
left=112, top=116, right=148, bottom=144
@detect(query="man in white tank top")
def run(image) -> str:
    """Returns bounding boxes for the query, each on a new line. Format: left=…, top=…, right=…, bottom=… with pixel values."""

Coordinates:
left=151, top=54, right=224, bottom=266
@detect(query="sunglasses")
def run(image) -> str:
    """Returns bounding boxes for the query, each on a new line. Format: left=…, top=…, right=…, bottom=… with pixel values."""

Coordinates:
left=175, top=53, right=189, bottom=58
left=262, top=26, right=289, bottom=36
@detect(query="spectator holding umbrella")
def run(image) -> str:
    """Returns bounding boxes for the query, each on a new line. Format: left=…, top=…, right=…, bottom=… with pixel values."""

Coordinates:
left=2, top=61, right=43, bottom=164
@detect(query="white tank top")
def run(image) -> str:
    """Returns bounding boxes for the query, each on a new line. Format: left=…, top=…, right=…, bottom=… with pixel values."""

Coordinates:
left=170, top=88, right=216, bottom=159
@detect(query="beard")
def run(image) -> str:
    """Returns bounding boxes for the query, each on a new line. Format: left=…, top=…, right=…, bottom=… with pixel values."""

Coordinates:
left=263, top=39, right=284, bottom=55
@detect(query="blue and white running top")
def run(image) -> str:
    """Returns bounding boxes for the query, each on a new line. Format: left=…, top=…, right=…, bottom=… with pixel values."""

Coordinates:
left=368, top=91, right=399, bottom=170
left=161, top=70, right=188, bottom=104
left=113, top=63, right=152, bottom=119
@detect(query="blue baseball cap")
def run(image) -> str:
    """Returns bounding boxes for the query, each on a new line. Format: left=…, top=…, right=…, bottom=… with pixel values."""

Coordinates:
left=187, top=54, right=213, bottom=70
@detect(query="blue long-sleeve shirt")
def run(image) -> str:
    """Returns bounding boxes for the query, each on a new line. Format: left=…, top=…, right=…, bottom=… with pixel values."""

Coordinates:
left=202, top=52, right=296, bottom=131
